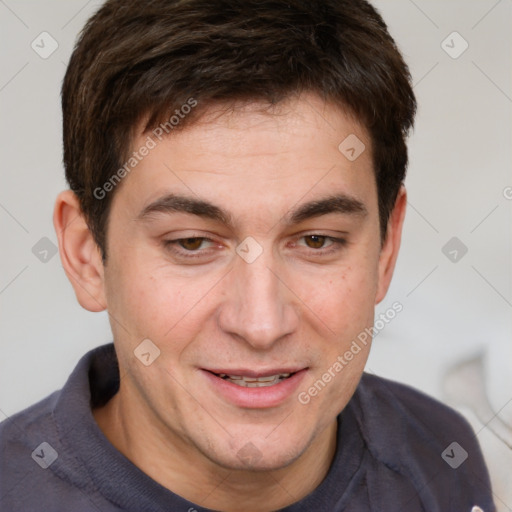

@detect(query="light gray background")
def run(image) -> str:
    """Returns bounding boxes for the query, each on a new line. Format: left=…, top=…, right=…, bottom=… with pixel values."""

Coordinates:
left=1, top=0, right=511, bottom=509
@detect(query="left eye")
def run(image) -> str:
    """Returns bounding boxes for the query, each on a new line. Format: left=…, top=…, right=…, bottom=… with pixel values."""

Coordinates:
left=177, top=237, right=210, bottom=251
left=164, top=237, right=214, bottom=252
left=299, top=235, right=335, bottom=249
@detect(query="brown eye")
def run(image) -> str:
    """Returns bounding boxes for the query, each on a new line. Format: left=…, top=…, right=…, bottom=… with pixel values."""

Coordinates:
left=304, top=235, right=327, bottom=249
left=178, top=237, right=205, bottom=250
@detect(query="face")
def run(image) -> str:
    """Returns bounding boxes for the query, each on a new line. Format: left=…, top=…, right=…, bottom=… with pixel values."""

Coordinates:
left=99, top=94, right=393, bottom=471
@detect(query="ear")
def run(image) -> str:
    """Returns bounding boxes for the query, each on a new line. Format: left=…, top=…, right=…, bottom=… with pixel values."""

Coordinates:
left=375, top=185, right=407, bottom=304
left=53, top=190, right=107, bottom=312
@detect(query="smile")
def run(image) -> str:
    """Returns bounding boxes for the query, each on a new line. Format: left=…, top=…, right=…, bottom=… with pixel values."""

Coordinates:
left=216, top=373, right=293, bottom=387
left=202, top=368, right=307, bottom=408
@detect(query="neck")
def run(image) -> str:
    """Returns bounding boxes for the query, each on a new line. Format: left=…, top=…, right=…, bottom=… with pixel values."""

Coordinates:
left=93, top=382, right=338, bottom=511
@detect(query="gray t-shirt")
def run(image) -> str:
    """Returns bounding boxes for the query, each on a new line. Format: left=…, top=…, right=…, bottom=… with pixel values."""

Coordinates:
left=0, top=343, right=495, bottom=511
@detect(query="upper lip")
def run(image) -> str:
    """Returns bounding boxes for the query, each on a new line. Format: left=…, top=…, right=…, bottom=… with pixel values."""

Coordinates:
left=203, top=367, right=306, bottom=377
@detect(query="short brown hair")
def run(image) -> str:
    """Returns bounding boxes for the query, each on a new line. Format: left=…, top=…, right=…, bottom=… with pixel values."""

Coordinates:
left=62, top=0, right=416, bottom=260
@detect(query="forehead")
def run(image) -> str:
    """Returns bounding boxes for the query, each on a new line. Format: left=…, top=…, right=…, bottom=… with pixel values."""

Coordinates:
left=112, top=93, right=376, bottom=221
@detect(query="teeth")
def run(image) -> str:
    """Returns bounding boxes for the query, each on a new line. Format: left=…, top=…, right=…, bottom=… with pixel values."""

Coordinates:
left=217, top=373, right=292, bottom=387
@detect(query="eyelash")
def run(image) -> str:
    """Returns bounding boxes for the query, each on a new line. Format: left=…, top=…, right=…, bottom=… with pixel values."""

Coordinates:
left=162, top=234, right=347, bottom=259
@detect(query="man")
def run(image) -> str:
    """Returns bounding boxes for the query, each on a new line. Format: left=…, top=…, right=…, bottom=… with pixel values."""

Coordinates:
left=0, top=0, right=495, bottom=510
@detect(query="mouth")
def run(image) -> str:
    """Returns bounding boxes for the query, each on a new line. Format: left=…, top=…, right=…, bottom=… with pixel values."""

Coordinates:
left=213, top=371, right=296, bottom=388
left=201, top=367, right=308, bottom=408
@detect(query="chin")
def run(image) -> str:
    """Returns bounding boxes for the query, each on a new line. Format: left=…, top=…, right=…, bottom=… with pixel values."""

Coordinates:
left=202, top=432, right=310, bottom=472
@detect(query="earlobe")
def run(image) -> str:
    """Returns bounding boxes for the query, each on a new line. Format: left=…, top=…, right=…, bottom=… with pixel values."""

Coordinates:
left=53, top=190, right=107, bottom=312
left=375, top=186, right=407, bottom=304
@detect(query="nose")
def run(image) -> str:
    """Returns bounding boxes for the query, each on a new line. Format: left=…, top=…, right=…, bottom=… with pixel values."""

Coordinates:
left=217, top=250, right=299, bottom=351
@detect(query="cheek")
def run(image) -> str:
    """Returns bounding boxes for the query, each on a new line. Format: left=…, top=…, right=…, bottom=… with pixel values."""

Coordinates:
left=121, top=275, right=193, bottom=338
left=104, top=255, right=178, bottom=342
left=295, top=262, right=378, bottom=337
left=105, top=254, right=224, bottom=355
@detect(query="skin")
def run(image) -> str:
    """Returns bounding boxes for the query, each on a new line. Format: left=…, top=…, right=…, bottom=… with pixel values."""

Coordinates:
left=54, top=93, right=406, bottom=512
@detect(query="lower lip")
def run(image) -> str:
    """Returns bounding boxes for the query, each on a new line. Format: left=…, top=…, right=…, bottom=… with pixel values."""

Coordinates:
left=201, top=369, right=308, bottom=409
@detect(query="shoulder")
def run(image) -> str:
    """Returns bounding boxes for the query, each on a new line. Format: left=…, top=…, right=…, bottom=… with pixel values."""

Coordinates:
left=350, top=372, right=495, bottom=511
left=357, top=372, right=474, bottom=440
left=0, top=391, right=71, bottom=509
left=0, top=390, right=60, bottom=454
left=0, top=345, right=120, bottom=511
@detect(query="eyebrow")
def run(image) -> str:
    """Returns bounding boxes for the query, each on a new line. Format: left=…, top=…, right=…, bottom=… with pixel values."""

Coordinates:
left=136, top=192, right=367, bottom=227
left=286, top=194, right=367, bottom=224
left=137, top=194, right=234, bottom=226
